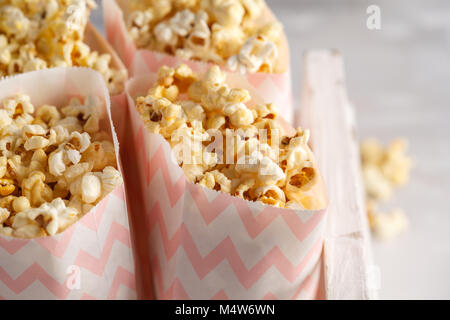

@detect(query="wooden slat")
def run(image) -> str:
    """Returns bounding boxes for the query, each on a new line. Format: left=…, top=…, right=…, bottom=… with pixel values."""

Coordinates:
left=298, top=50, right=376, bottom=300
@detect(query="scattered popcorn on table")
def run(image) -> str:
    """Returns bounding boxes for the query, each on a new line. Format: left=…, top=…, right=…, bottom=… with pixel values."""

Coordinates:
left=368, top=205, right=409, bottom=241
left=361, top=138, right=413, bottom=240
left=125, top=0, right=283, bottom=74
left=0, top=0, right=126, bottom=94
left=0, top=94, right=123, bottom=239
left=136, top=64, right=324, bottom=209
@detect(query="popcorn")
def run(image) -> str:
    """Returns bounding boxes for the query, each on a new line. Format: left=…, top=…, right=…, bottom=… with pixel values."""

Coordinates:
left=67, top=131, right=91, bottom=152
left=234, top=178, right=255, bottom=199
left=127, top=9, right=154, bottom=47
left=369, top=208, right=409, bottom=241
left=186, top=11, right=211, bottom=53
left=211, top=24, right=245, bottom=58
left=0, top=156, right=6, bottom=178
left=3, top=94, right=34, bottom=117
left=81, top=141, right=112, bottom=171
left=23, top=57, right=47, bottom=72
left=199, top=170, right=231, bottom=193
left=360, top=138, right=413, bottom=241
left=53, top=179, right=69, bottom=199
left=24, top=136, right=50, bottom=150
left=57, top=116, right=83, bottom=133
left=169, top=9, right=196, bottom=37
left=0, top=178, right=15, bottom=196
left=0, top=136, right=16, bottom=159
left=0, top=194, right=15, bottom=211
left=70, top=172, right=101, bottom=204
left=136, top=65, right=322, bottom=209
left=13, top=198, right=78, bottom=237
left=0, top=109, right=12, bottom=127
left=63, top=161, right=91, bottom=184
left=7, top=155, right=28, bottom=183
left=284, top=130, right=311, bottom=169
left=95, top=166, right=123, bottom=198
left=381, top=139, right=412, bottom=186
left=126, top=0, right=281, bottom=74
left=362, top=164, right=393, bottom=201
left=0, top=5, right=31, bottom=40
left=0, top=207, right=9, bottom=224
left=227, top=34, right=278, bottom=74
left=48, top=148, right=66, bottom=176
left=10, top=213, right=46, bottom=238
left=36, top=105, right=61, bottom=127
left=66, top=148, right=81, bottom=164
left=255, top=185, right=285, bottom=205
left=12, top=196, right=30, bottom=213
left=29, top=149, right=48, bottom=173
left=361, top=138, right=412, bottom=202
left=0, top=94, right=122, bottom=239
left=285, top=167, right=316, bottom=205
left=241, top=0, right=264, bottom=19
left=224, top=103, right=254, bottom=126
left=21, top=171, right=53, bottom=207
left=0, top=1, right=126, bottom=94
left=208, top=0, right=245, bottom=27
left=154, top=22, right=178, bottom=49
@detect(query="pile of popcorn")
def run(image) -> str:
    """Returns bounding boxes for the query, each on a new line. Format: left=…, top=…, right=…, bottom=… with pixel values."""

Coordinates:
left=0, top=94, right=123, bottom=238
left=126, top=0, right=282, bottom=74
left=361, top=138, right=412, bottom=240
left=136, top=64, right=322, bottom=210
left=0, top=0, right=126, bottom=94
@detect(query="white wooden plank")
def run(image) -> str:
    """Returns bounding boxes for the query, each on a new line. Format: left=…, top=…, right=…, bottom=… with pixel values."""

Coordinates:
left=298, top=50, right=377, bottom=300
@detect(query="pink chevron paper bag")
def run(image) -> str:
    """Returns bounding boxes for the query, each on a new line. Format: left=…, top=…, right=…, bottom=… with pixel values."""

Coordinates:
left=125, top=72, right=327, bottom=300
left=0, top=68, right=136, bottom=300
left=103, top=0, right=294, bottom=124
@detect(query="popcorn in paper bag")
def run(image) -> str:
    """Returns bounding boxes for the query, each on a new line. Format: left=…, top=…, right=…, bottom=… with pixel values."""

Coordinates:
left=125, top=64, right=327, bottom=299
left=0, top=68, right=136, bottom=299
left=0, top=0, right=127, bottom=95
left=104, top=0, right=294, bottom=123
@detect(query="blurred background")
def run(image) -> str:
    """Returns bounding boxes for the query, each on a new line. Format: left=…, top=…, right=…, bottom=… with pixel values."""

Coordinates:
left=93, top=0, right=450, bottom=299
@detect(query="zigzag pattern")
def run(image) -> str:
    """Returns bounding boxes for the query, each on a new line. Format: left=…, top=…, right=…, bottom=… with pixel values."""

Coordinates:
left=107, top=266, right=137, bottom=299
left=290, top=261, right=321, bottom=300
left=0, top=261, right=137, bottom=300
left=74, top=222, right=132, bottom=276
left=147, top=254, right=188, bottom=299
left=211, top=290, right=229, bottom=300
left=35, top=228, right=75, bottom=259
left=0, top=263, right=70, bottom=299
left=0, top=185, right=136, bottom=299
left=150, top=244, right=321, bottom=300
left=147, top=202, right=323, bottom=287
left=78, top=195, right=110, bottom=231
left=0, top=238, right=28, bottom=255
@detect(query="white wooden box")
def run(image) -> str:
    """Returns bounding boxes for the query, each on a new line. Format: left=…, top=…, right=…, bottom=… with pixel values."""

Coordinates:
left=299, top=51, right=377, bottom=300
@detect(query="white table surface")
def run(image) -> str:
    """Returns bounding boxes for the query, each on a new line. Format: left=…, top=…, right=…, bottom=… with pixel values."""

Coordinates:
left=93, top=0, right=450, bottom=299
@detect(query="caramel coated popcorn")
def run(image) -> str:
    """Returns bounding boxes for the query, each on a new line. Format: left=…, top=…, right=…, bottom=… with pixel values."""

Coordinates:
left=0, top=94, right=123, bottom=238
left=126, top=0, right=282, bottom=74
left=361, top=138, right=413, bottom=240
left=136, top=64, right=323, bottom=209
left=0, top=0, right=126, bottom=94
